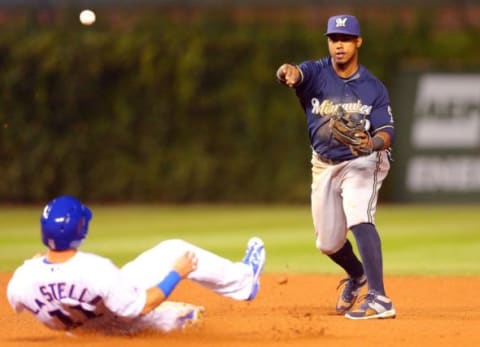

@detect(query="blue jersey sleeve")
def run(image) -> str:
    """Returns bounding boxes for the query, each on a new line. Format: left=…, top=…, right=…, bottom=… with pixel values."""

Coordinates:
left=296, top=59, right=328, bottom=95
left=369, top=80, right=395, bottom=145
left=294, top=59, right=330, bottom=114
left=297, top=60, right=318, bottom=89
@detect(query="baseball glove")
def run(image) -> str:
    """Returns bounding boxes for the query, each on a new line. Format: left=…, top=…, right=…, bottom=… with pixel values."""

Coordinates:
left=329, top=106, right=373, bottom=156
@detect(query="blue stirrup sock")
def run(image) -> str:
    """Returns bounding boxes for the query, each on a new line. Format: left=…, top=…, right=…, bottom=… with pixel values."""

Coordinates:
left=351, top=223, right=386, bottom=295
left=328, top=239, right=364, bottom=280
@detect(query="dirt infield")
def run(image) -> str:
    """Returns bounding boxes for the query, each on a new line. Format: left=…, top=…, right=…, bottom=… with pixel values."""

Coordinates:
left=1, top=273, right=479, bottom=347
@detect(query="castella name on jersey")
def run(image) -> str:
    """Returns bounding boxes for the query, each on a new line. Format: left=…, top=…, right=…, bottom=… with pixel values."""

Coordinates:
left=23, top=282, right=92, bottom=314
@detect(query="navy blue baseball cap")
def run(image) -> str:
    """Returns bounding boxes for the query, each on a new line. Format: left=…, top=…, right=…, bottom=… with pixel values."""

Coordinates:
left=325, top=14, right=360, bottom=37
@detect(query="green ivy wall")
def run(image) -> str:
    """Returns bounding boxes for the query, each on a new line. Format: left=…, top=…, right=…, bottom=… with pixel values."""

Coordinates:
left=1, top=7, right=478, bottom=202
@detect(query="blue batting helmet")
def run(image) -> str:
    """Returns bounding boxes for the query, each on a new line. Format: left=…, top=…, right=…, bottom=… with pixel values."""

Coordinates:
left=40, top=195, right=92, bottom=250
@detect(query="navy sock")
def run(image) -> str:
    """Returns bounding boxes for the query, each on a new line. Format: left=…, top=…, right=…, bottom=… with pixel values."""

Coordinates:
left=327, top=239, right=364, bottom=279
left=351, top=223, right=385, bottom=295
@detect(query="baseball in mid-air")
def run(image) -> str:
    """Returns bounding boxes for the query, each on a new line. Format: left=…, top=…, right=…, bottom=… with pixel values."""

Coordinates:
left=79, top=9, right=96, bottom=26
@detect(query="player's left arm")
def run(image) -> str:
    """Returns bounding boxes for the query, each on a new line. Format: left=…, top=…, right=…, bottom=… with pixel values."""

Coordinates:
left=371, top=105, right=394, bottom=150
left=352, top=108, right=394, bottom=155
left=356, top=129, right=391, bottom=152
left=363, top=84, right=395, bottom=153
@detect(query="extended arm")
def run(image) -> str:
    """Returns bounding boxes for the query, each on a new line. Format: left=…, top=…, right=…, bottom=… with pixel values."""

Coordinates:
left=141, top=251, right=198, bottom=315
left=276, top=63, right=303, bottom=87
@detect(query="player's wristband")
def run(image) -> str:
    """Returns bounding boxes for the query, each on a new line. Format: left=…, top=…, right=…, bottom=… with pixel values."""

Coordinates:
left=156, top=270, right=181, bottom=298
left=372, top=135, right=385, bottom=151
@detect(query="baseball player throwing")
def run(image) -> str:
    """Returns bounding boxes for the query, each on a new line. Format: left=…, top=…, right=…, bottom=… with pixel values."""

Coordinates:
left=276, top=14, right=396, bottom=319
left=7, top=195, right=266, bottom=334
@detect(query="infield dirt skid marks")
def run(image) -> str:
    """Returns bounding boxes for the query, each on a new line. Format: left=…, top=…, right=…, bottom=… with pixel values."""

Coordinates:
left=1, top=274, right=479, bottom=347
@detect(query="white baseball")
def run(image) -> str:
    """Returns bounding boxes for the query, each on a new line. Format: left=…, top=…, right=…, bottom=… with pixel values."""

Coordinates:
left=79, top=9, right=96, bottom=26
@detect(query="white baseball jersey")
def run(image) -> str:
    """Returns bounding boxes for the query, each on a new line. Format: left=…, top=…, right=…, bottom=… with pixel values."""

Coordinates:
left=7, top=239, right=254, bottom=334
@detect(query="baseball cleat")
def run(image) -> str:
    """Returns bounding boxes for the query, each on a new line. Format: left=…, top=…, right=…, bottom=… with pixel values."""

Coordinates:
left=335, top=275, right=367, bottom=314
left=158, top=301, right=205, bottom=330
left=179, top=305, right=205, bottom=330
left=242, top=237, right=266, bottom=300
left=345, top=292, right=396, bottom=320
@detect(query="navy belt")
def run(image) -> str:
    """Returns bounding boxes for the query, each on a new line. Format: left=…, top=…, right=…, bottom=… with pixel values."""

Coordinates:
left=315, top=153, right=343, bottom=165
